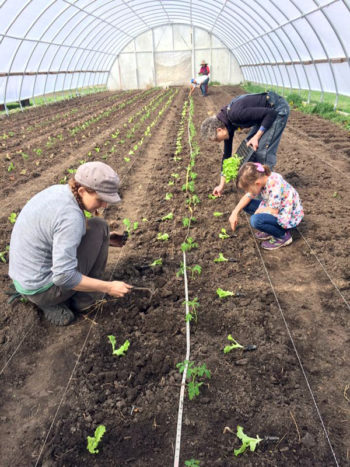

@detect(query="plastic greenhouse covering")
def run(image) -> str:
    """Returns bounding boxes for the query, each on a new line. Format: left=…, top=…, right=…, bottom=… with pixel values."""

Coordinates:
left=1, top=0, right=350, bottom=110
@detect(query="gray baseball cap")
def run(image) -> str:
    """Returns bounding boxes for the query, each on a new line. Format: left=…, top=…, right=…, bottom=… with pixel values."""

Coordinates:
left=75, top=161, right=121, bottom=203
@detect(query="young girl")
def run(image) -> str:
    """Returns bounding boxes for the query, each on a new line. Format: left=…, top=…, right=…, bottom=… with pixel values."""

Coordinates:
left=229, top=162, right=304, bottom=250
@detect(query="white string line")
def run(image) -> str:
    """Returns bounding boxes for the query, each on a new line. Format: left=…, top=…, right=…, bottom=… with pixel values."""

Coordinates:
left=0, top=322, right=34, bottom=375
left=297, top=228, right=350, bottom=311
left=245, top=214, right=340, bottom=467
left=174, top=252, right=191, bottom=467
left=34, top=88, right=179, bottom=466
left=174, top=98, right=192, bottom=467
left=0, top=88, right=174, bottom=377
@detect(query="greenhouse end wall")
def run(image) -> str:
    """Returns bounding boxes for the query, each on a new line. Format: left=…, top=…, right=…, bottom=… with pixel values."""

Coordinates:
left=107, top=25, right=243, bottom=90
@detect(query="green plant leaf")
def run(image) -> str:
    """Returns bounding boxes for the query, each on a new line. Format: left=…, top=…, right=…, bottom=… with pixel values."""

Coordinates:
left=87, top=425, right=106, bottom=454
left=150, top=258, right=162, bottom=266
left=224, top=334, right=244, bottom=353
left=214, top=253, right=228, bottom=263
left=161, top=212, right=173, bottom=221
left=213, top=212, right=224, bottom=217
left=234, top=425, right=262, bottom=456
left=222, top=155, right=241, bottom=183
left=157, top=233, right=169, bottom=241
left=216, top=287, right=235, bottom=298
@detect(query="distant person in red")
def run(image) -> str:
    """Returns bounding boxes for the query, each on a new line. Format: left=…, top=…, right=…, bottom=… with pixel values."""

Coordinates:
left=199, top=60, right=210, bottom=96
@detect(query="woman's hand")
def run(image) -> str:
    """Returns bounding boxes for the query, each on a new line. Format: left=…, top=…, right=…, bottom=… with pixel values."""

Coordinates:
left=107, top=281, right=132, bottom=297
left=247, top=135, right=260, bottom=151
left=229, top=211, right=239, bottom=231
left=213, top=184, right=224, bottom=197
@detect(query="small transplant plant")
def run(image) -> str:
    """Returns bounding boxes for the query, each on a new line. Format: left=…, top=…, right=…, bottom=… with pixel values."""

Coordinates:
left=181, top=237, right=198, bottom=252
left=224, top=335, right=243, bottom=353
left=217, top=287, right=235, bottom=298
left=157, top=232, right=169, bottom=241
left=208, top=194, right=217, bottom=200
left=0, top=245, right=10, bottom=263
left=219, top=228, right=230, bottom=239
left=150, top=258, right=162, bottom=267
left=108, top=335, right=130, bottom=356
left=161, top=212, right=173, bottom=221
left=213, top=211, right=224, bottom=217
left=185, top=460, right=200, bottom=466
left=214, top=253, right=228, bottom=263
left=87, top=425, right=106, bottom=454
left=176, top=360, right=211, bottom=400
left=234, top=425, right=262, bottom=456
left=165, top=192, right=173, bottom=200
left=123, top=218, right=138, bottom=235
left=8, top=212, right=17, bottom=224
left=182, top=216, right=196, bottom=228
left=183, top=297, right=200, bottom=323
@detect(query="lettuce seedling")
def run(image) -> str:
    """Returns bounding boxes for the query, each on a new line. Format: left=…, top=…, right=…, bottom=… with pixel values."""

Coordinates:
left=150, top=258, right=162, bottom=266
left=222, top=154, right=241, bottom=183
left=208, top=194, right=217, bottom=200
left=168, top=180, right=174, bottom=186
left=108, top=335, right=130, bottom=356
left=217, top=287, right=235, bottom=298
left=213, top=212, right=224, bottom=217
left=161, top=212, right=173, bottom=221
left=171, top=173, right=179, bottom=179
left=124, top=157, right=130, bottom=162
left=224, top=335, right=244, bottom=353
left=87, top=425, right=106, bottom=454
left=234, top=425, right=262, bottom=456
left=8, top=212, right=17, bottom=224
left=177, top=360, right=211, bottom=400
left=185, top=460, right=200, bottom=466
left=157, top=232, right=169, bottom=241
left=165, top=193, right=173, bottom=200
left=214, top=253, right=228, bottom=263
left=0, top=245, right=10, bottom=263
left=181, top=237, right=198, bottom=252
left=219, top=228, right=230, bottom=239
left=123, top=218, right=138, bottom=235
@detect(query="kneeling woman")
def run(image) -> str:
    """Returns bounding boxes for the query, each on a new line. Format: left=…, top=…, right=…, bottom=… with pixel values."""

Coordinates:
left=9, top=161, right=132, bottom=326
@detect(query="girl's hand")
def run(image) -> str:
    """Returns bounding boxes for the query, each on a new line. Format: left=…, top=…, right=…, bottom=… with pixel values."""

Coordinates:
left=229, top=212, right=239, bottom=231
left=107, top=281, right=132, bottom=297
left=213, top=185, right=224, bottom=197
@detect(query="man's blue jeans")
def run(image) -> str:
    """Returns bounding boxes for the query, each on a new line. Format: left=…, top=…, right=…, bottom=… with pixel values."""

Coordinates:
left=200, top=77, right=209, bottom=96
left=244, top=199, right=286, bottom=238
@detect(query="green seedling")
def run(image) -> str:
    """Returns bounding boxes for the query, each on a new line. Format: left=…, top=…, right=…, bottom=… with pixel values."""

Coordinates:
left=142, top=217, right=148, bottom=222
left=217, top=287, right=235, bottom=298
left=182, top=181, right=195, bottom=193
left=181, top=237, right=198, bottom=252
left=150, top=258, right=162, bottom=267
left=213, top=212, right=224, bottom=217
left=332, top=191, right=338, bottom=198
left=108, top=335, right=130, bottom=356
left=87, top=425, right=106, bottom=454
left=94, top=147, right=100, bottom=153
left=189, top=171, right=197, bottom=180
left=168, top=180, right=174, bottom=186
left=123, top=218, right=138, bottom=235
left=219, top=228, right=230, bottom=239
left=34, top=148, right=42, bottom=156
left=8, top=212, right=17, bottom=224
left=177, top=360, right=211, bottom=400
left=185, top=460, right=200, bottom=466
left=161, top=212, right=173, bottom=221
left=84, top=210, right=93, bottom=218
left=165, top=193, right=173, bottom=200
left=67, top=168, right=77, bottom=174
left=183, top=297, right=200, bottom=323
left=0, top=245, right=10, bottom=263
left=224, top=335, right=244, bottom=353
left=234, top=425, right=262, bottom=456
left=157, top=233, right=169, bottom=241
left=59, top=175, right=67, bottom=184
left=171, top=173, right=179, bottom=179
left=176, top=261, right=185, bottom=278
left=208, top=194, right=217, bottom=199
left=214, top=253, right=228, bottom=263
left=7, top=162, right=15, bottom=172
left=222, top=154, right=241, bottom=183
left=21, top=152, right=29, bottom=160
left=190, top=264, right=202, bottom=279
left=190, top=194, right=200, bottom=205
left=124, top=157, right=130, bottom=162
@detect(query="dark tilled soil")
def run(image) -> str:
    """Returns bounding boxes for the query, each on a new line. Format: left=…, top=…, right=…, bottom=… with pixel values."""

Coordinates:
left=0, top=86, right=349, bottom=467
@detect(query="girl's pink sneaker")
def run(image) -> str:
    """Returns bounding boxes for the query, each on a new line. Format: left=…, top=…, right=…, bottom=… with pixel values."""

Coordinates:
left=254, top=231, right=271, bottom=241
left=261, top=231, right=292, bottom=250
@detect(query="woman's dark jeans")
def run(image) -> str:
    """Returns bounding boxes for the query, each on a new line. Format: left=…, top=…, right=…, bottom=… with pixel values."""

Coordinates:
left=244, top=199, right=286, bottom=238
left=247, top=92, right=290, bottom=169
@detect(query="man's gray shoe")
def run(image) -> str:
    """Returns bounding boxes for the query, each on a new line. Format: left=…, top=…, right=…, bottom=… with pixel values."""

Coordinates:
left=41, top=303, right=75, bottom=326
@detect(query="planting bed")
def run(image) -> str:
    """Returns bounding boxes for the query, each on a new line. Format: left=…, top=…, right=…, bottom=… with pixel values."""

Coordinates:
left=0, top=86, right=349, bottom=466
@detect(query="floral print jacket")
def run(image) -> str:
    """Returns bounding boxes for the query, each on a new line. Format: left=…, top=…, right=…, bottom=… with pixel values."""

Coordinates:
left=259, top=172, right=304, bottom=229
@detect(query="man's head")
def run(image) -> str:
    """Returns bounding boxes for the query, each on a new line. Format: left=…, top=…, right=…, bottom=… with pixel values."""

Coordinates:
left=200, top=117, right=229, bottom=142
